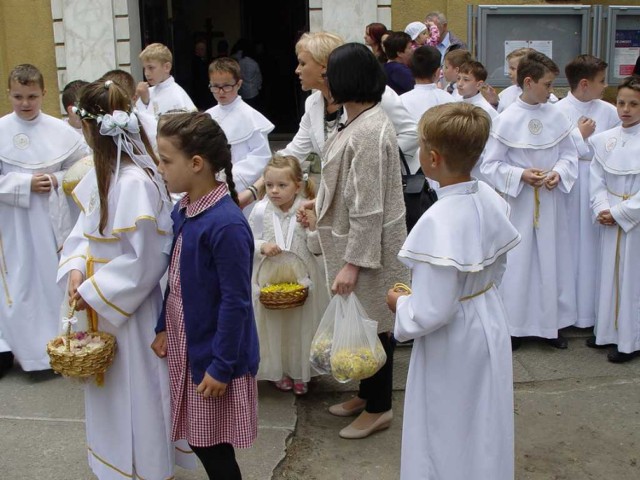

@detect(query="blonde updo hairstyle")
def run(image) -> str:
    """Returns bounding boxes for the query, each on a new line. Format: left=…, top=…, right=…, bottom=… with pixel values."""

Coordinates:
left=295, top=31, right=345, bottom=67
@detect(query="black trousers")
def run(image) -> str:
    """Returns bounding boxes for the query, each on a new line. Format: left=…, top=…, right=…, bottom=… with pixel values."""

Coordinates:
left=189, top=443, right=242, bottom=480
left=357, top=332, right=395, bottom=413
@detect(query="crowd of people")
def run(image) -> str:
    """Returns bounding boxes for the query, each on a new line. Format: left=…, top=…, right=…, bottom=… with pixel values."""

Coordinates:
left=1, top=9, right=640, bottom=480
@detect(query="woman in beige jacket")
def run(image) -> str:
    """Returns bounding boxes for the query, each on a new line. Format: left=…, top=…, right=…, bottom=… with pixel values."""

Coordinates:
left=307, top=43, right=409, bottom=439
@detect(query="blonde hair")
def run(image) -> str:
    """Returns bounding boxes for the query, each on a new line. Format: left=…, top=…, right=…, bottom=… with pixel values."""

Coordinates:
left=262, top=155, right=315, bottom=200
left=418, top=103, right=490, bottom=175
left=139, top=43, right=173, bottom=64
left=506, top=47, right=534, bottom=62
left=295, top=32, right=344, bottom=67
left=443, top=49, right=473, bottom=68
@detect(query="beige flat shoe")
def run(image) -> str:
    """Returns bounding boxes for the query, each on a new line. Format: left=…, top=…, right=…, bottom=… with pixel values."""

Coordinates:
left=328, top=400, right=366, bottom=417
left=339, top=410, right=393, bottom=439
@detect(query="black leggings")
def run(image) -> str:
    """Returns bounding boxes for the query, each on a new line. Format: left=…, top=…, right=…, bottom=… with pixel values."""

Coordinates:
left=357, top=332, right=396, bottom=413
left=189, top=443, right=242, bottom=480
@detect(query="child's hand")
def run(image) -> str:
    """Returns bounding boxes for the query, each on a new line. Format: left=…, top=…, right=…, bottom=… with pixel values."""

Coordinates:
left=135, top=82, right=150, bottom=105
left=68, top=269, right=88, bottom=310
left=386, top=285, right=410, bottom=313
left=151, top=331, right=168, bottom=358
left=522, top=169, right=546, bottom=187
left=481, top=84, right=499, bottom=108
left=31, top=174, right=54, bottom=193
left=544, top=171, right=560, bottom=190
left=261, top=242, right=282, bottom=257
left=597, top=209, right=616, bottom=226
left=197, top=372, right=228, bottom=398
left=577, top=116, right=596, bottom=140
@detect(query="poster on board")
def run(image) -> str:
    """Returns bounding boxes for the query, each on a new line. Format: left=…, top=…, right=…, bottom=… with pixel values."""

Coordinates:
left=614, top=30, right=640, bottom=77
left=504, top=40, right=553, bottom=76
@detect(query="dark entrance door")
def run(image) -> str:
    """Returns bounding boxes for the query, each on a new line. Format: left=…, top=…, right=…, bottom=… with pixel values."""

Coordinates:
left=139, top=0, right=309, bottom=135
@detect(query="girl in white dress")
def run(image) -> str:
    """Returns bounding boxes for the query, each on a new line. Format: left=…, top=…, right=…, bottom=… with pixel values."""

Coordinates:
left=58, top=80, right=191, bottom=479
left=249, top=155, right=328, bottom=395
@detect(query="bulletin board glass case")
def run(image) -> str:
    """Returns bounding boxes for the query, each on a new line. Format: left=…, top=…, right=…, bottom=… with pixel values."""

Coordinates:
left=605, top=6, right=640, bottom=85
left=475, top=5, right=591, bottom=88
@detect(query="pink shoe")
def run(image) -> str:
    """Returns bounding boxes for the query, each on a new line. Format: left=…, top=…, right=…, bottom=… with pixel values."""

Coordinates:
left=273, top=377, right=293, bottom=392
left=293, top=381, right=308, bottom=395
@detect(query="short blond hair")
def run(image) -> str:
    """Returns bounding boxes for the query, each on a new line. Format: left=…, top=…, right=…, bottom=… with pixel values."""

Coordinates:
left=506, top=47, right=534, bottom=62
left=139, top=43, right=172, bottom=64
left=295, top=32, right=344, bottom=67
left=418, top=103, right=490, bottom=175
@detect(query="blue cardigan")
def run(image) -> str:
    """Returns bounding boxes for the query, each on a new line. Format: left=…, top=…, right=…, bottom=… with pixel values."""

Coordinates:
left=157, top=195, right=260, bottom=385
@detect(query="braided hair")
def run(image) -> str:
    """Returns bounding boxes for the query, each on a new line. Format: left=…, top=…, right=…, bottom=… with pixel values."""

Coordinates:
left=157, top=112, right=239, bottom=205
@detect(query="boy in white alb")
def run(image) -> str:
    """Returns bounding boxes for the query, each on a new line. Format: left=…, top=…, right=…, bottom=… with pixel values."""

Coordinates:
left=400, top=45, right=453, bottom=123
left=588, top=76, right=640, bottom=363
left=0, top=64, right=86, bottom=373
left=61, top=80, right=88, bottom=135
left=556, top=55, right=620, bottom=330
left=206, top=57, right=274, bottom=205
left=492, top=48, right=559, bottom=113
left=388, top=103, right=520, bottom=480
left=457, top=61, right=498, bottom=121
left=481, top=51, right=578, bottom=349
left=442, top=49, right=471, bottom=100
left=135, top=43, right=196, bottom=119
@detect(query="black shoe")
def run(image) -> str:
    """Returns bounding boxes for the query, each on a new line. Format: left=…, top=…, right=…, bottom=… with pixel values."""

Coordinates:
left=511, top=336, right=522, bottom=351
left=546, top=336, right=568, bottom=349
left=0, top=351, right=14, bottom=378
left=607, top=349, right=640, bottom=363
left=585, top=336, right=611, bottom=349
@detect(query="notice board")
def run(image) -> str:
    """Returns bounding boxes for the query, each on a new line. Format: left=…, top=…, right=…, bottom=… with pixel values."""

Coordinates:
left=476, top=5, right=591, bottom=88
left=606, top=6, right=640, bottom=84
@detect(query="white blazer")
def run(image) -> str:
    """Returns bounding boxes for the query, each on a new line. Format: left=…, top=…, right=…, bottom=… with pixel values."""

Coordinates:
left=280, top=86, right=419, bottom=173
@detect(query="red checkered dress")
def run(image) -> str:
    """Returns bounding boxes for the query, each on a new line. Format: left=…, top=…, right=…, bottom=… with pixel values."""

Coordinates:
left=166, top=184, right=258, bottom=448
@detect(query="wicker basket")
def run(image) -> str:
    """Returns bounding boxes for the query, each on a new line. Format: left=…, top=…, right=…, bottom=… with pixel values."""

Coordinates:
left=47, top=301, right=117, bottom=378
left=257, top=252, right=310, bottom=310
left=259, top=285, right=309, bottom=310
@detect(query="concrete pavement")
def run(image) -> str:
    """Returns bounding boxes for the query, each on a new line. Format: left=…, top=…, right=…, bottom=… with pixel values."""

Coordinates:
left=1, top=329, right=639, bottom=479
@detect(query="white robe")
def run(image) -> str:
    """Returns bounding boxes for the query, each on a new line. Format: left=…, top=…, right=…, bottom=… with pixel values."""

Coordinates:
left=249, top=196, right=329, bottom=382
left=462, top=91, right=499, bottom=121
left=589, top=124, right=640, bottom=353
left=556, top=93, right=620, bottom=327
left=400, top=83, right=454, bottom=123
left=135, top=75, right=196, bottom=118
left=206, top=96, right=274, bottom=191
left=481, top=98, right=578, bottom=338
left=0, top=111, right=85, bottom=370
left=498, top=85, right=559, bottom=113
left=58, top=165, right=192, bottom=479
left=394, top=180, right=520, bottom=480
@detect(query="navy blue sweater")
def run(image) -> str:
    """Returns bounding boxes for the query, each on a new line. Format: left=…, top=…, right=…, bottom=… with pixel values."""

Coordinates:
left=157, top=195, right=259, bottom=385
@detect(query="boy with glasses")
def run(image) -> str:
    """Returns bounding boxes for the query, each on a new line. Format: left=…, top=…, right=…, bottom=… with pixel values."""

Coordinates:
left=206, top=57, right=274, bottom=208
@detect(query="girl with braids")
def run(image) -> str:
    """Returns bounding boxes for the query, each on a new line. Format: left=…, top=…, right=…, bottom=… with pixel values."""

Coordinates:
left=58, top=80, right=189, bottom=479
left=153, top=112, right=259, bottom=480
left=249, top=155, right=329, bottom=395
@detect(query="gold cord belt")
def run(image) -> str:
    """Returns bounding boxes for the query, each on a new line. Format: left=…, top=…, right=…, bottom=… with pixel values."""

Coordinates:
left=533, top=187, right=541, bottom=229
left=606, top=189, right=634, bottom=330
left=0, top=231, right=12, bottom=307
left=460, top=282, right=495, bottom=302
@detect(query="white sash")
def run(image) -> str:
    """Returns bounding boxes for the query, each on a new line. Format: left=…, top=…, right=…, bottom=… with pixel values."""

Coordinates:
left=272, top=212, right=296, bottom=251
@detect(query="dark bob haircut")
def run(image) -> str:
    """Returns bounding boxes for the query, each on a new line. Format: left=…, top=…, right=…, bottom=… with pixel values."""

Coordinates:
left=326, top=43, right=386, bottom=104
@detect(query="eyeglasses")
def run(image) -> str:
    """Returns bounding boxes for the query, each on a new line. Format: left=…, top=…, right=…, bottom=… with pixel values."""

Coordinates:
left=208, top=82, right=238, bottom=93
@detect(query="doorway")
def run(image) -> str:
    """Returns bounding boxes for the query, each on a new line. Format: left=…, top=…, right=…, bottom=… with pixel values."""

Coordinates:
left=139, top=0, right=309, bottom=135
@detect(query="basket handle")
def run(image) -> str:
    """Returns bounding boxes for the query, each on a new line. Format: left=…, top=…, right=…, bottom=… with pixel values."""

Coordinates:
left=65, top=300, right=77, bottom=353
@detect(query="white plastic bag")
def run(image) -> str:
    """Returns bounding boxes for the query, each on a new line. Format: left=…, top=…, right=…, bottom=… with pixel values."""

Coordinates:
left=309, top=293, right=386, bottom=383
left=330, top=293, right=386, bottom=383
left=309, top=294, right=342, bottom=375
